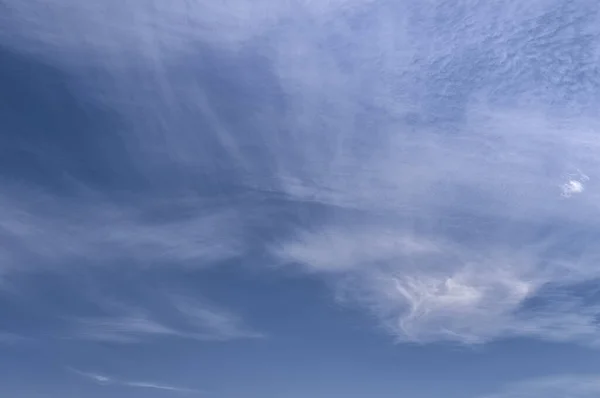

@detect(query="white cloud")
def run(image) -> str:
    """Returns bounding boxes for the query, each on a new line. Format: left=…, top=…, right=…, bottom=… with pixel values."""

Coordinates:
left=562, top=180, right=584, bottom=196
left=171, top=295, right=265, bottom=341
left=261, top=1, right=600, bottom=346
left=275, top=215, right=600, bottom=345
left=73, top=314, right=180, bottom=344
left=70, top=370, right=112, bottom=385
left=69, top=295, right=263, bottom=344
left=123, top=381, right=199, bottom=394
left=561, top=171, right=589, bottom=198
left=273, top=226, right=441, bottom=273
left=3, top=0, right=600, bottom=349
left=69, top=368, right=200, bottom=394
left=0, top=188, right=244, bottom=274
left=0, top=0, right=376, bottom=62
left=480, top=374, right=600, bottom=398
left=0, top=332, right=27, bottom=344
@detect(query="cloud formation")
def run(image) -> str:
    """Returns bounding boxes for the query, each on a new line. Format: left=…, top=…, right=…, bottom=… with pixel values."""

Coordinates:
left=480, top=374, right=600, bottom=398
left=69, top=294, right=264, bottom=344
left=2, top=0, right=600, bottom=348
left=70, top=368, right=200, bottom=394
left=0, top=332, right=26, bottom=344
left=0, top=188, right=245, bottom=275
left=274, top=217, right=600, bottom=345
left=561, top=171, right=589, bottom=198
left=265, top=1, right=600, bottom=346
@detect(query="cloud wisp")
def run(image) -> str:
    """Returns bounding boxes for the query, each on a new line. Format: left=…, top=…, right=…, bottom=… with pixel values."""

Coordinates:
left=0, top=189, right=246, bottom=275
left=0, top=332, right=27, bottom=345
left=69, top=368, right=201, bottom=394
left=479, top=374, right=600, bottom=398
left=68, top=295, right=263, bottom=344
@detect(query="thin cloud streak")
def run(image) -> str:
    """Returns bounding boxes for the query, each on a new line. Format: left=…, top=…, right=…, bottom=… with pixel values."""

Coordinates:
left=68, top=295, right=263, bottom=344
left=69, top=368, right=201, bottom=394
left=171, top=295, right=266, bottom=341
left=479, top=374, right=600, bottom=398
left=0, top=332, right=27, bottom=344
left=0, top=188, right=245, bottom=274
left=124, top=381, right=199, bottom=394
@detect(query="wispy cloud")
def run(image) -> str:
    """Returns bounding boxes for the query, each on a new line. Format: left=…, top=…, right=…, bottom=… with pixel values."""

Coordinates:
left=274, top=210, right=600, bottom=345
left=0, top=190, right=245, bottom=274
left=3, top=0, right=600, bottom=349
left=70, top=369, right=112, bottom=385
left=69, top=368, right=200, bottom=394
left=263, top=2, right=600, bottom=346
left=72, top=313, right=180, bottom=344
left=1, top=0, right=376, bottom=59
left=0, top=332, right=27, bottom=345
left=171, top=295, right=266, bottom=341
left=68, top=294, right=263, bottom=344
left=479, top=374, right=600, bottom=398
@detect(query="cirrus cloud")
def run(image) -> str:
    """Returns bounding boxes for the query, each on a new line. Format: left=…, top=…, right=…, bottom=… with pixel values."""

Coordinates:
left=479, top=374, right=600, bottom=398
left=3, top=0, right=600, bottom=350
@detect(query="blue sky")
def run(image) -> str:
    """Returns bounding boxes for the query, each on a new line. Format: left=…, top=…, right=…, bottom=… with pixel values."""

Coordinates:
left=2, top=0, right=600, bottom=397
